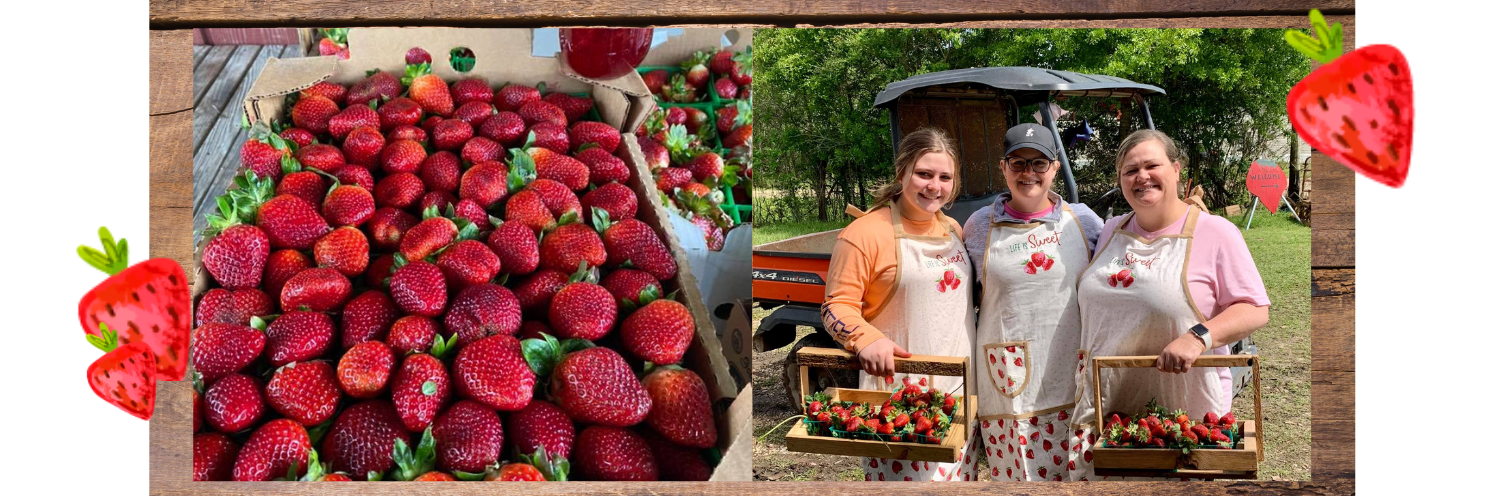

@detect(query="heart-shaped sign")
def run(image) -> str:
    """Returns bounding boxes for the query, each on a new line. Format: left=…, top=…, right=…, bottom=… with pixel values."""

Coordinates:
left=1247, top=159, right=1288, bottom=213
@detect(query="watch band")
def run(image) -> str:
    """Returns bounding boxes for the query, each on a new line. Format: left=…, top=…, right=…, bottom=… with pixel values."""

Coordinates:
left=1190, top=323, right=1212, bottom=349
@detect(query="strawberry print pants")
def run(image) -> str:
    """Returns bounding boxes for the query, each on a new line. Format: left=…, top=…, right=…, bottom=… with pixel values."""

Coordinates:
left=978, top=409, right=1084, bottom=481
left=860, top=424, right=982, bottom=481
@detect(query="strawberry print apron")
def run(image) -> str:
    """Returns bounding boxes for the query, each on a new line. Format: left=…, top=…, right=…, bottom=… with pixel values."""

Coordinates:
left=1066, top=206, right=1223, bottom=481
left=859, top=203, right=979, bottom=482
left=975, top=202, right=1091, bottom=481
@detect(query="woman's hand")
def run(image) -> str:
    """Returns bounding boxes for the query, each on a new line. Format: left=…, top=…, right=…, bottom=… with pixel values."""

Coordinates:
left=857, top=338, right=912, bottom=378
left=1156, top=332, right=1206, bottom=373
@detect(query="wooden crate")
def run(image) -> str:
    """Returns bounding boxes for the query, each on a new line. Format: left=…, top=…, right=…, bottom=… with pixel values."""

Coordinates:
left=783, top=348, right=975, bottom=463
left=1090, top=355, right=1264, bottom=479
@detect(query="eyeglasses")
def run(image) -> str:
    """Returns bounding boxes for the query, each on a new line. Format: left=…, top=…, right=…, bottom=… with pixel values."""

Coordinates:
left=1005, top=157, right=1054, bottom=173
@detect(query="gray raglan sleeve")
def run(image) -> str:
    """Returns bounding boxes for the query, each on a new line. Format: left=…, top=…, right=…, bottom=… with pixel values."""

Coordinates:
left=1068, top=202, right=1105, bottom=253
left=962, top=206, right=992, bottom=288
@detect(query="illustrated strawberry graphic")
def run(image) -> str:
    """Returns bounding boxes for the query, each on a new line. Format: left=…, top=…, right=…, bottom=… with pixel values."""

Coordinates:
left=1286, top=10, right=1412, bottom=187
left=85, top=324, right=157, bottom=419
left=937, top=280, right=947, bottom=293
left=77, top=227, right=190, bottom=381
left=1023, top=262, right=1037, bottom=275
left=1043, top=257, right=1055, bottom=271
left=1108, top=273, right=1119, bottom=287
left=1030, top=252, right=1047, bottom=267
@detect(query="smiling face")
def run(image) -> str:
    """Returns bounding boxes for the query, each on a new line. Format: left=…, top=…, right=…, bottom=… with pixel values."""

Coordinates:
left=1118, top=138, right=1182, bottom=211
left=900, top=151, right=957, bottom=215
left=1002, top=147, right=1058, bottom=203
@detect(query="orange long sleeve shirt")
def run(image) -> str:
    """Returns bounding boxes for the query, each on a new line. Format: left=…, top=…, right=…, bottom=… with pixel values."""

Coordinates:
left=822, top=206, right=962, bottom=354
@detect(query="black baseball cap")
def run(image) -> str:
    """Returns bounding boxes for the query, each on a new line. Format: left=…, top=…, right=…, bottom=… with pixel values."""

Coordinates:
left=1004, top=123, right=1059, bottom=160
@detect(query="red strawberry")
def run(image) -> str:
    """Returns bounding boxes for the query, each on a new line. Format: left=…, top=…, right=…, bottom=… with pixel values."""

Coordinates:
left=366, top=207, right=419, bottom=251
left=300, top=81, right=347, bottom=104
left=514, top=269, right=569, bottom=314
left=574, top=426, right=657, bottom=481
left=388, top=124, right=428, bottom=143
left=683, top=107, right=711, bottom=136
left=203, top=372, right=263, bottom=433
left=642, top=366, right=716, bottom=448
left=419, top=151, right=462, bottom=193
left=576, top=147, right=629, bottom=186
left=1043, top=257, right=1055, bottom=271
left=1191, top=424, right=1212, bottom=442
left=388, top=316, right=441, bottom=355
left=263, top=310, right=334, bottom=367
left=621, top=299, right=694, bottom=365
left=506, top=188, right=557, bottom=233
left=338, top=341, right=395, bottom=399
left=1123, top=276, right=1134, bottom=288
left=405, top=63, right=454, bottom=116
left=508, top=399, right=576, bottom=460
left=390, top=260, right=448, bottom=317
left=378, top=97, right=424, bottom=131
left=543, top=91, right=594, bottom=123
left=1220, top=412, right=1237, bottom=426
left=681, top=51, right=711, bottom=93
left=339, top=290, right=398, bottom=348
left=405, top=47, right=431, bottom=65
left=549, top=282, right=617, bottom=341
left=530, top=145, right=590, bottom=191
left=715, top=105, right=739, bottom=135
left=414, top=190, right=454, bottom=218
left=431, top=399, right=506, bottom=473
left=526, top=122, right=572, bottom=155
left=461, top=136, right=503, bottom=164
left=714, top=77, right=737, bottom=100
left=519, top=100, right=568, bottom=127
left=451, top=77, right=494, bottom=106
left=1031, top=252, right=1047, bottom=267
left=84, top=326, right=157, bottom=419
left=265, top=360, right=340, bottom=426
left=194, top=432, right=240, bottom=481
left=195, top=288, right=272, bottom=327
left=431, top=119, right=475, bottom=151
left=435, top=239, right=502, bottom=288
left=519, top=321, right=553, bottom=341
left=380, top=139, right=427, bottom=174
left=709, top=49, right=736, bottom=75
left=328, top=104, right=381, bottom=141
left=333, top=165, right=374, bottom=191
left=582, top=182, right=637, bottom=222
left=477, top=111, right=527, bottom=146
left=1286, top=13, right=1411, bottom=187
left=640, top=430, right=710, bottom=481
left=643, top=69, right=668, bottom=94
left=601, top=268, right=661, bottom=309
left=1204, top=412, right=1220, bottom=426
left=1108, top=273, right=1118, bottom=287
left=391, top=353, right=451, bottom=432
left=258, top=195, right=331, bottom=250
left=655, top=167, right=692, bottom=193
left=540, top=222, right=606, bottom=273
left=232, top=418, right=311, bottom=481
left=453, top=334, right=535, bottom=411
left=458, top=160, right=511, bottom=209
left=277, top=171, right=326, bottom=209
left=202, top=224, right=269, bottom=290
left=313, top=226, right=370, bottom=277
left=279, top=127, right=316, bottom=148
left=322, top=185, right=375, bottom=227
left=191, top=323, right=265, bottom=382
left=551, top=347, right=651, bottom=426
left=570, top=121, right=621, bottom=153
left=295, top=144, right=346, bottom=172
left=602, top=218, right=678, bottom=280
left=495, top=84, right=542, bottom=112
left=322, top=400, right=411, bottom=480
left=347, top=71, right=403, bottom=107
left=281, top=267, right=351, bottom=312
left=445, top=283, right=522, bottom=345
left=400, top=215, right=459, bottom=262
left=523, top=179, right=578, bottom=219
left=342, top=126, right=386, bottom=167
left=365, top=254, right=397, bottom=289
left=488, top=221, right=541, bottom=275
left=290, top=95, right=338, bottom=137
left=1024, top=262, right=1037, bottom=275
left=638, top=138, right=669, bottom=171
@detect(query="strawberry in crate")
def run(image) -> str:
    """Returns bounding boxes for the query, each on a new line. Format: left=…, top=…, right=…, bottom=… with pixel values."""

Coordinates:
left=709, top=46, right=751, bottom=101
left=1100, top=398, right=1239, bottom=451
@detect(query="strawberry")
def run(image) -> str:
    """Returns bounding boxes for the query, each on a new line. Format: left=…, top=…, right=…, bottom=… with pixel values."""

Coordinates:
left=390, top=259, right=448, bottom=317
left=365, top=254, right=397, bottom=289
left=435, top=239, right=502, bottom=288
left=366, top=207, right=419, bottom=251
left=279, top=127, right=316, bottom=148
left=378, top=97, right=424, bottom=131
left=572, top=148, right=628, bottom=187
left=400, top=212, right=460, bottom=262
left=1031, top=252, right=1047, bottom=267
left=601, top=218, right=678, bottom=280
left=195, top=288, right=272, bottom=327
left=1123, top=276, right=1134, bottom=288
left=300, top=81, right=347, bottom=104
left=322, top=185, right=375, bottom=227
left=550, top=346, right=651, bottom=426
left=1286, top=11, right=1412, bottom=187
left=387, top=122, right=427, bottom=143
left=1108, top=273, right=1118, bottom=287
left=313, top=226, right=369, bottom=277
left=488, top=221, right=541, bottom=275
left=684, top=107, right=712, bottom=135
left=388, top=316, right=441, bottom=355
left=714, top=77, right=738, bottom=100
left=638, top=137, right=669, bottom=171
left=461, top=136, right=503, bottom=164
left=295, top=144, right=345, bottom=172
left=1191, top=423, right=1212, bottom=442
left=689, top=214, right=726, bottom=252
left=1220, top=412, right=1236, bottom=426
left=261, top=311, right=334, bottom=368
left=543, top=91, right=594, bottom=123
left=601, top=268, right=661, bottom=309
left=655, top=167, right=692, bottom=193
left=451, top=77, right=494, bottom=105
left=431, top=119, right=475, bottom=151
left=333, top=165, right=375, bottom=191
left=574, top=426, right=657, bottom=481
left=1043, top=257, right=1055, bottom=271
left=514, top=269, right=570, bottom=314
left=642, top=366, right=717, bottom=448
left=730, top=50, right=752, bottom=86
left=338, top=341, right=395, bottom=399
left=329, top=104, right=382, bottom=141
left=478, top=111, right=527, bottom=146
left=281, top=267, right=352, bottom=312
left=1204, top=411, right=1220, bottom=426
left=508, top=399, right=576, bottom=460
left=582, top=182, right=637, bottom=222
left=194, top=432, right=240, bottom=481
left=495, top=84, right=542, bottom=113
left=665, top=107, right=688, bottom=128
left=390, top=353, right=452, bottom=432
left=232, top=418, right=311, bottom=481
left=519, top=100, right=568, bottom=127
left=445, top=283, right=522, bottom=345
left=405, top=47, right=431, bottom=65
left=1210, top=428, right=1231, bottom=444
left=379, top=139, right=427, bottom=175
left=265, top=360, right=339, bottom=426
left=485, top=461, right=546, bottom=481
left=709, top=49, right=736, bottom=75
left=540, top=222, right=606, bottom=273
left=258, top=195, right=331, bottom=250
left=519, top=321, right=553, bottom=341
left=549, top=281, right=618, bottom=341
left=339, top=290, right=398, bottom=349
left=453, top=334, right=535, bottom=411
left=277, top=171, right=327, bottom=209
left=203, top=372, right=263, bottom=433
left=404, top=62, right=454, bottom=116
left=715, top=104, right=740, bottom=135
left=638, top=70, right=664, bottom=96
left=431, top=399, right=506, bottom=473
left=191, top=323, right=265, bottom=382
left=347, top=71, right=403, bottom=107
left=528, top=145, right=590, bottom=191
left=525, top=122, right=568, bottom=156
left=621, top=299, right=694, bottom=365
left=418, top=151, right=462, bottom=193
left=570, top=121, right=621, bottom=153
left=323, top=400, right=411, bottom=480
left=458, top=160, right=511, bottom=208
left=681, top=51, right=711, bottom=94
left=201, top=223, right=269, bottom=291
left=454, top=100, right=497, bottom=127
left=506, top=188, right=557, bottom=233
left=84, top=325, right=157, bottom=419
left=341, top=126, right=386, bottom=167
left=291, top=95, right=339, bottom=135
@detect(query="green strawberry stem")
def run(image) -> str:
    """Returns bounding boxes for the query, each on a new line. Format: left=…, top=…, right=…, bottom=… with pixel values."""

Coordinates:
left=429, top=332, right=457, bottom=360
left=453, top=469, right=485, bottom=481
left=1285, top=9, right=1344, bottom=64
left=78, top=227, right=129, bottom=276
left=391, top=427, right=437, bottom=481
left=87, top=323, right=120, bottom=353
left=519, top=447, right=570, bottom=481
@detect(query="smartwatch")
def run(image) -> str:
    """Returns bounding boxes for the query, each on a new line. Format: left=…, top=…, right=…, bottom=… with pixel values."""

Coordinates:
left=1189, top=323, right=1212, bottom=350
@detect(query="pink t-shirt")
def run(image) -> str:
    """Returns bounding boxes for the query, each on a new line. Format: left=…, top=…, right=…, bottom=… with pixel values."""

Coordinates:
left=1003, top=201, right=1057, bottom=222
left=1097, top=208, right=1271, bottom=412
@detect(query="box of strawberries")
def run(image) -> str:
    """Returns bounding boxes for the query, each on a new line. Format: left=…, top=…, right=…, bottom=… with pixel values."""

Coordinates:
left=190, top=27, right=747, bottom=482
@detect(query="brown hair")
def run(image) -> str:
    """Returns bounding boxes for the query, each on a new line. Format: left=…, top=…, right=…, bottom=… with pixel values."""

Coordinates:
left=870, top=127, right=961, bottom=211
left=1115, top=129, right=1184, bottom=170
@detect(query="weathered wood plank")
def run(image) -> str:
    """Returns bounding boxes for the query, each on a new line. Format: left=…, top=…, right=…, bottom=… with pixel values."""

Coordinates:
left=151, top=31, right=195, bottom=283
left=1311, top=268, right=1353, bottom=297
left=1310, top=293, right=1352, bottom=373
left=1310, top=370, right=1353, bottom=421
left=192, top=44, right=207, bottom=66
left=791, top=14, right=1353, bottom=28
left=192, top=45, right=233, bottom=107
left=193, top=46, right=296, bottom=245
left=151, top=1, right=1354, bottom=27
left=192, top=44, right=261, bottom=152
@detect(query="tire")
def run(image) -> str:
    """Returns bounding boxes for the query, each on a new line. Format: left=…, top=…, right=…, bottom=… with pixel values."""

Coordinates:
left=780, top=332, right=860, bottom=410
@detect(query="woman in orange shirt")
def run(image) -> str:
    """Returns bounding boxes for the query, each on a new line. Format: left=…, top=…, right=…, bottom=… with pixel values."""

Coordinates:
left=823, top=128, right=981, bottom=481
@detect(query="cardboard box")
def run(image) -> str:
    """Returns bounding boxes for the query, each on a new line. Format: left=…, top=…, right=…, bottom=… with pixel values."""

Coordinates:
left=641, top=28, right=752, bottom=67
left=195, top=27, right=748, bottom=481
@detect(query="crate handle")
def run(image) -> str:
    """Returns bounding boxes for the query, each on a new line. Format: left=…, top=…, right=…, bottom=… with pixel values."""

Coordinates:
left=795, top=347, right=969, bottom=420
left=1090, top=354, right=1262, bottom=462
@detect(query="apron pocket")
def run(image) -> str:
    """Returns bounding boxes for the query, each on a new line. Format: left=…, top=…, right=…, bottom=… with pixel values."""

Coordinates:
left=983, top=342, right=1031, bottom=398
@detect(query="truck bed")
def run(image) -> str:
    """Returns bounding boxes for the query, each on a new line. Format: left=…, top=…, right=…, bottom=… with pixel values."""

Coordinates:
left=751, top=229, right=841, bottom=307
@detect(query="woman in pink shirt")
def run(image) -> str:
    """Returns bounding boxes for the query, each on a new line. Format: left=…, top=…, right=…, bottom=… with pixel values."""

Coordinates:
left=1066, top=130, right=1270, bottom=481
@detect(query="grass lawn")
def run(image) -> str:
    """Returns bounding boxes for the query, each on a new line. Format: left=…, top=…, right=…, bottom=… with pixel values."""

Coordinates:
left=751, top=210, right=1311, bottom=481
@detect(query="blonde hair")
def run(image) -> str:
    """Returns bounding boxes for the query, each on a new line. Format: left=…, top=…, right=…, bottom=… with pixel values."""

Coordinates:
left=871, top=127, right=962, bottom=211
left=1116, top=129, right=1184, bottom=170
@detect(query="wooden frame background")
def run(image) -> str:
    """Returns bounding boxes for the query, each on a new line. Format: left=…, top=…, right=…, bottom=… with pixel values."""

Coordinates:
left=151, top=1, right=1354, bottom=494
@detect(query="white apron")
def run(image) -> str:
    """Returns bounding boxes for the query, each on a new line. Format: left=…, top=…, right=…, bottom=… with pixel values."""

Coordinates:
left=858, top=203, right=980, bottom=482
left=1066, top=206, right=1224, bottom=481
left=975, top=202, right=1092, bottom=481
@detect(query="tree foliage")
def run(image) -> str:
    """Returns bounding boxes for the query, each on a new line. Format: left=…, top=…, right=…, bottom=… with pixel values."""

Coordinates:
left=753, top=28, right=1310, bottom=223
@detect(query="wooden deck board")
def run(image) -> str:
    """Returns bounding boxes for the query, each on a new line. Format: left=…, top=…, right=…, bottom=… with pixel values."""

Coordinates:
left=191, top=45, right=233, bottom=107
left=191, top=44, right=262, bottom=153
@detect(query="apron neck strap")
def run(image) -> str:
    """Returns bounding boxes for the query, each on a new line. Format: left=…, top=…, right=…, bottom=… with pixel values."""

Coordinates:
left=1180, top=204, right=1202, bottom=238
left=889, top=200, right=954, bottom=238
